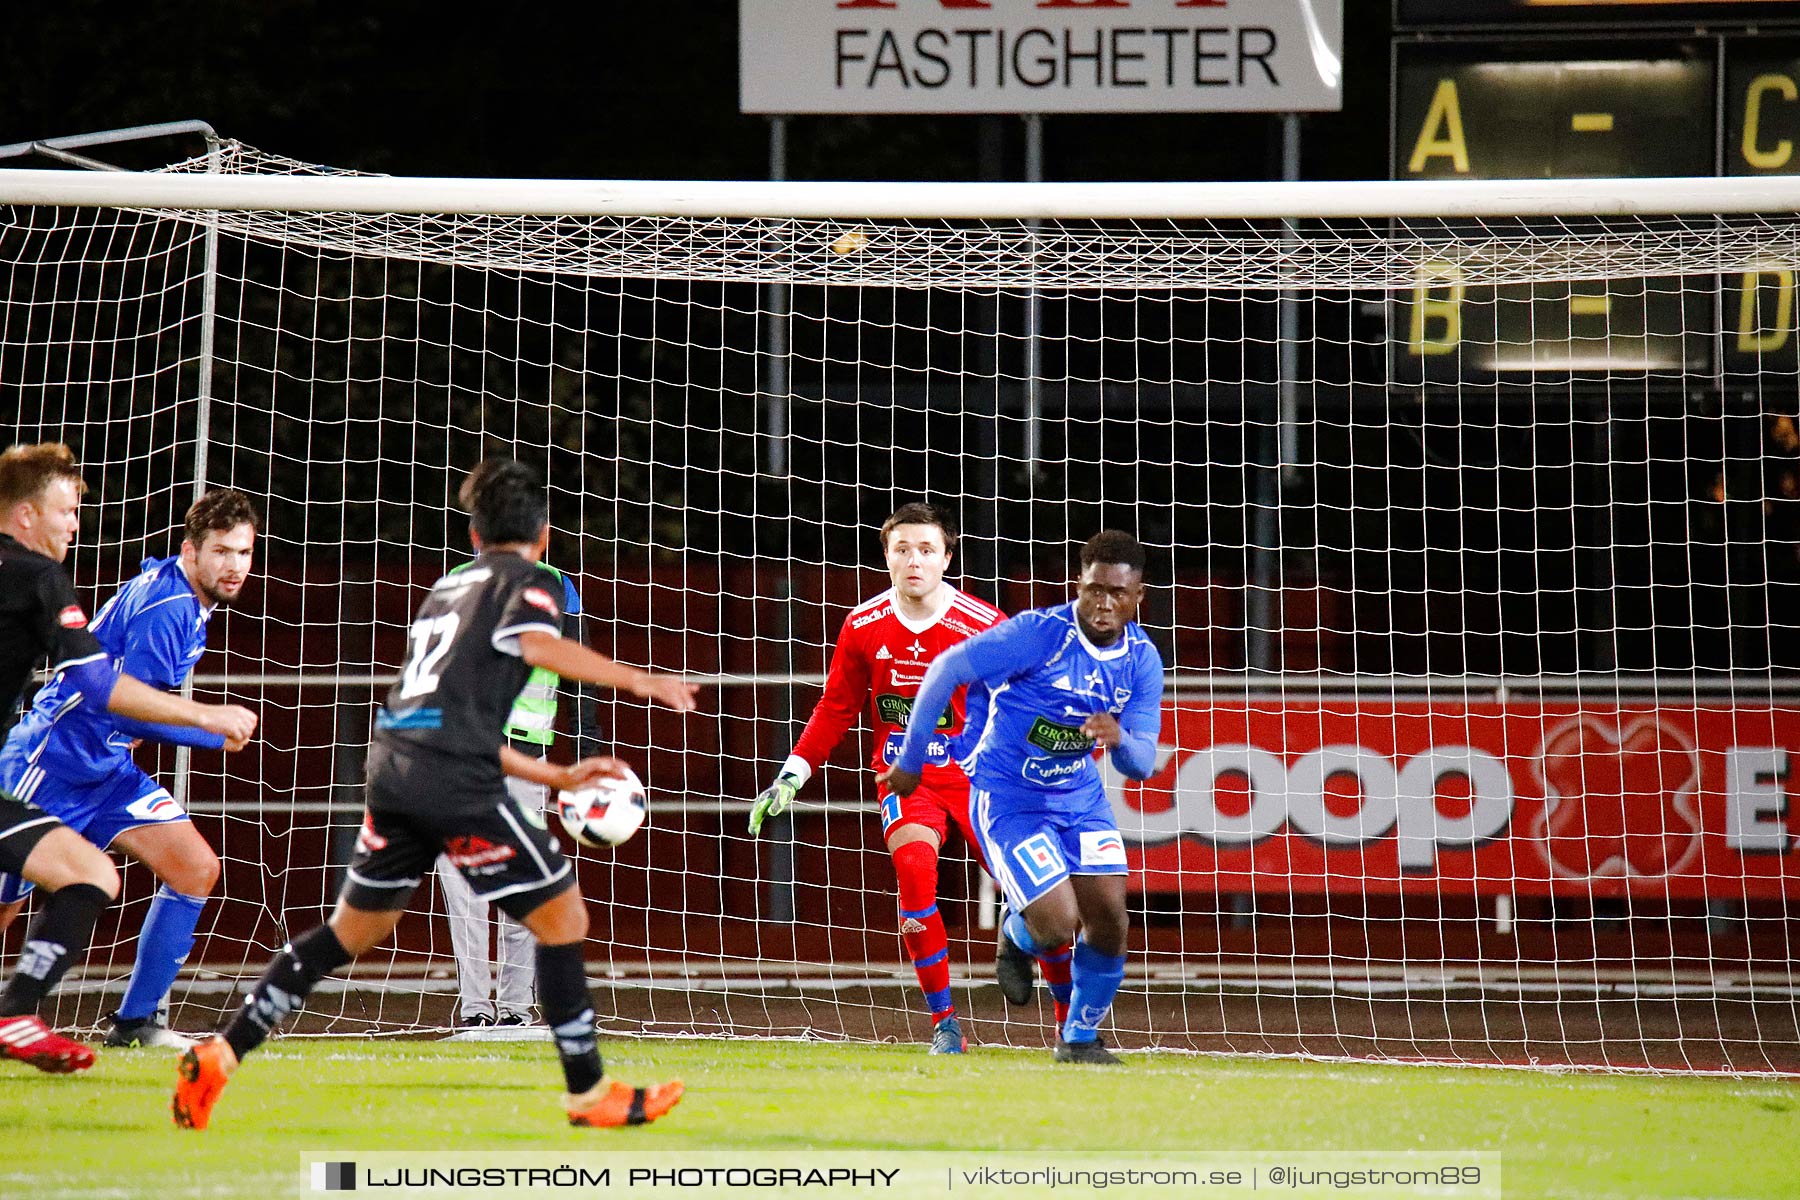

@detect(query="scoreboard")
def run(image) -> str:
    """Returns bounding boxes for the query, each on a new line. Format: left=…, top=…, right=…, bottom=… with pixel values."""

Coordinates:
left=1389, top=8, right=1800, bottom=384
left=1396, top=1, right=1800, bottom=28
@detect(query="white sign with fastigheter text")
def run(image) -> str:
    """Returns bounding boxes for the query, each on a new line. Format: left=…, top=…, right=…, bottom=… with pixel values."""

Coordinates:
left=739, top=0, right=1344, bottom=115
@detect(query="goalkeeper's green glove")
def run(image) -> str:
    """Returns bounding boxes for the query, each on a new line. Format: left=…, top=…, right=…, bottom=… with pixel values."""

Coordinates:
left=749, top=772, right=803, bottom=836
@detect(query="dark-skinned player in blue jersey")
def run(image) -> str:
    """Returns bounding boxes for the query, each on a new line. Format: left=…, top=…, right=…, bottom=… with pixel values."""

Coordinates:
left=883, top=530, right=1163, bottom=1063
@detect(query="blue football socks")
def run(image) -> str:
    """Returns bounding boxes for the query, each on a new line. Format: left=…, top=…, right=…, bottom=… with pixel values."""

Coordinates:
left=1002, top=910, right=1041, bottom=957
left=118, top=884, right=208, bottom=1022
left=1061, top=938, right=1127, bottom=1045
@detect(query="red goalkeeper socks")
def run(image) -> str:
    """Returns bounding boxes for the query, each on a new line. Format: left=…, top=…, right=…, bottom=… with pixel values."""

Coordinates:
left=1038, top=942, right=1074, bottom=1026
left=892, top=841, right=953, bottom=1017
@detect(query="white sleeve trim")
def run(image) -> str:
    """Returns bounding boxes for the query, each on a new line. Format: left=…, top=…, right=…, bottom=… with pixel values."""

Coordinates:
left=778, top=755, right=814, bottom=787
left=491, top=622, right=561, bottom=657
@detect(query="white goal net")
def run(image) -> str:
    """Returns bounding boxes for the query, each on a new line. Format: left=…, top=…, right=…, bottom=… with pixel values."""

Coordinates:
left=5, top=141, right=1799, bottom=1074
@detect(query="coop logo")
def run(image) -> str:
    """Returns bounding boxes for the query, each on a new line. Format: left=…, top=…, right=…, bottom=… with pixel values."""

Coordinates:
left=311, top=1161, right=356, bottom=1191
left=1529, top=716, right=1704, bottom=880
left=1115, top=741, right=1517, bottom=871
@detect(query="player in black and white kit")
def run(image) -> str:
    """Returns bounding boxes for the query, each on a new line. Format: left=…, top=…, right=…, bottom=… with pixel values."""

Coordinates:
left=173, top=457, right=698, bottom=1131
left=0, top=443, right=257, bottom=1074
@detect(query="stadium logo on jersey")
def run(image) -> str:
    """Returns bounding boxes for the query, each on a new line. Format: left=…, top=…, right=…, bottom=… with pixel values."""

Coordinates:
left=57, top=604, right=87, bottom=628
left=1012, top=833, right=1065, bottom=887
left=1079, top=830, right=1128, bottom=866
left=1027, top=716, right=1094, bottom=757
left=851, top=604, right=890, bottom=629
left=1529, top=715, right=1704, bottom=880
left=124, top=788, right=182, bottom=822
left=522, top=586, right=557, bottom=613
left=445, top=835, right=518, bottom=870
left=875, top=645, right=892, bottom=660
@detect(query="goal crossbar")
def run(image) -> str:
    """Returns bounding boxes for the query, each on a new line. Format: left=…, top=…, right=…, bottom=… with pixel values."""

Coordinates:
left=5, top=166, right=1800, bottom=219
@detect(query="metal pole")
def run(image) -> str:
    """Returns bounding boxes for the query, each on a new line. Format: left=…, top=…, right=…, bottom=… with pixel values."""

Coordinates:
left=764, top=115, right=796, bottom=923
left=1023, top=114, right=1044, bottom=469
left=1248, top=115, right=1303, bottom=674
left=173, top=133, right=225, bottom=812
left=767, top=116, right=791, bottom=479
left=0, top=119, right=221, bottom=163
left=1279, top=114, right=1302, bottom=476
left=192, top=134, right=223, bottom=501
left=967, top=118, right=1004, bottom=596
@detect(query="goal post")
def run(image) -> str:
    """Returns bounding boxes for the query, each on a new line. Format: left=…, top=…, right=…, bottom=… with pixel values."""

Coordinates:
left=5, top=143, right=1800, bottom=1074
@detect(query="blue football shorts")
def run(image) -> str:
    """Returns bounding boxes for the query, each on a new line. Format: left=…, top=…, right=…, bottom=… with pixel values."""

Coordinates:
left=0, top=759, right=186, bottom=903
left=971, top=785, right=1128, bottom=912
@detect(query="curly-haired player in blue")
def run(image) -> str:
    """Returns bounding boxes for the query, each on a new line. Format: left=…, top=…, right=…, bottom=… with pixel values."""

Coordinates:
left=883, top=530, right=1163, bottom=1063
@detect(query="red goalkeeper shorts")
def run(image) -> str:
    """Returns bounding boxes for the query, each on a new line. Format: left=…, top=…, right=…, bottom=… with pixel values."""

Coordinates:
left=879, top=776, right=986, bottom=869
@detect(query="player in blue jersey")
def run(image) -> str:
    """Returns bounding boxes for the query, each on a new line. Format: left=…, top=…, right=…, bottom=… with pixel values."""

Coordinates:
left=0, top=445, right=255, bottom=1073
left=883, top=530, right=1162, bottom=1064
left=0, top=488, right=261, bottom=1049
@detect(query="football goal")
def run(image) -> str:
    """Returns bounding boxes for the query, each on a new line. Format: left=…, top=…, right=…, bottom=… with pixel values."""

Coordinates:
left=5, top=141, right=1798, bottom=1074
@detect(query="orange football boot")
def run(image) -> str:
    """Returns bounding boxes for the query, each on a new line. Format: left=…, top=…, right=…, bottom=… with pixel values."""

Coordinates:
left=566, top=1078, right=684, bottom=1127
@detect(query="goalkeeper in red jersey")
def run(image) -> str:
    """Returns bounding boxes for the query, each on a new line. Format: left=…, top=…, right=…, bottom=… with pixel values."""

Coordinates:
left=749, top=503, right=1070, bottom=1053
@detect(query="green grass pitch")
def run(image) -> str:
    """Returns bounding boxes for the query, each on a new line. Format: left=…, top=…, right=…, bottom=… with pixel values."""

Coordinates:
left=1, top=1038, right=1795, bottom=1199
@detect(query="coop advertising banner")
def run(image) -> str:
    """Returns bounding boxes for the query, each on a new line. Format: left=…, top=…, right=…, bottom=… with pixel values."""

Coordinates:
left=1110, top=703, right=1800, bottom=898
left=739, top=0, right=1345, bottom=115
